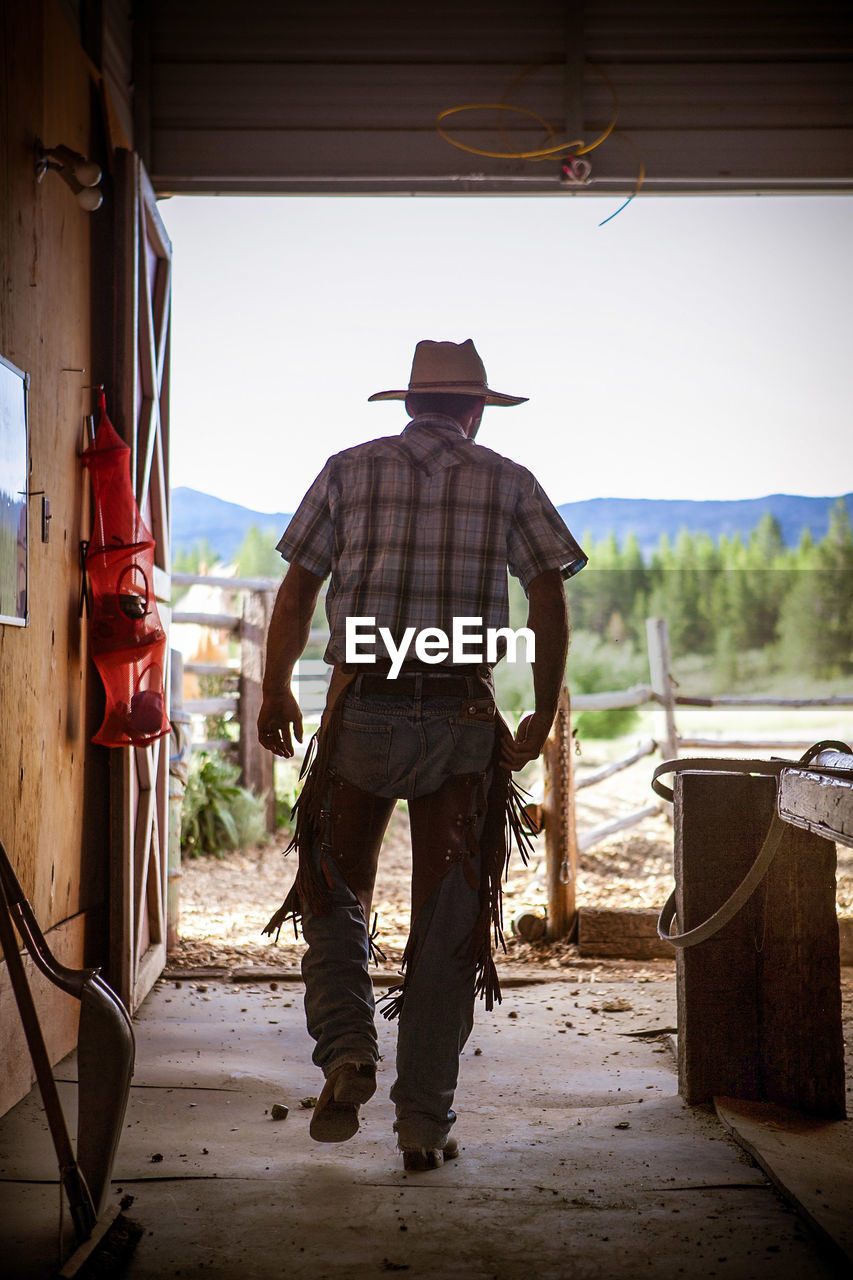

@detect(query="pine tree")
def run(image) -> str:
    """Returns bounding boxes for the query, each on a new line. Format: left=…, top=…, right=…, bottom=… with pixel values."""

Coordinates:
left=171, top=538, right=223, bottom=604
left=235, top=525, right=286, bottom=579
left=817, top=500, right=853, bottom=671
left=741, top=513, right=789, bottom=648
left=777, top=504, right=853, bottom=677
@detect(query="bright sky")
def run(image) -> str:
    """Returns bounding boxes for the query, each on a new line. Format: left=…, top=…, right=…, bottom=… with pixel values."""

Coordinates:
left=159, top=194, right=852, bottom=516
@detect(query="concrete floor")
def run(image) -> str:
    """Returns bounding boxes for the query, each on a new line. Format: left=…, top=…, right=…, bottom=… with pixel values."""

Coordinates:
left=0, top=972, right=845, bottom=1280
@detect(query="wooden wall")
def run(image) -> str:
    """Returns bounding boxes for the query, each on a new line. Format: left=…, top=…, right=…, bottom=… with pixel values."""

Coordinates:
left=0, top=0, right=117, bottom=1114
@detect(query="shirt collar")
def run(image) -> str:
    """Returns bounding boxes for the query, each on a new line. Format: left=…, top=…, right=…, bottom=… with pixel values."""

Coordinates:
left=405, top=413, right=468, bottom=440
left=400, top=415, right=471, bottom=474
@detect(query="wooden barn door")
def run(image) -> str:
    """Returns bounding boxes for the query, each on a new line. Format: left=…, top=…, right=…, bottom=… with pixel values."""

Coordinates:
left=110, top=150, right=172, bottom=1012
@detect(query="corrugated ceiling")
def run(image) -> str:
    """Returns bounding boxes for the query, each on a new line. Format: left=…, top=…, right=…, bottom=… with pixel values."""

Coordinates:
left=134, top=1, right=853, bottom=195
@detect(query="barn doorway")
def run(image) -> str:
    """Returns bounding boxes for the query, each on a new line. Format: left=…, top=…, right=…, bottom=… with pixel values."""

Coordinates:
left=156, top=192, right=852, bottom=983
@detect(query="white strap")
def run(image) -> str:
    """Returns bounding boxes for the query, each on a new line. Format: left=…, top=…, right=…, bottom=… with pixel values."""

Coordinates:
left=657, top=811, right=786, bottom=948
left=653, top=741, right=852, bottom=949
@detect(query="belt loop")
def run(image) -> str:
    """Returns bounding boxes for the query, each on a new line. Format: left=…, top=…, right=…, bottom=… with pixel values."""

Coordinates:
left=353, top=673, right=364, bottom=697
left=413, top=671, right=423, bottom=717
left=465, top=674, right=475, bottom=701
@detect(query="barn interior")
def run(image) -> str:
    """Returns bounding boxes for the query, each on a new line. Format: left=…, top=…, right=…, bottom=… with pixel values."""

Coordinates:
left=0, top=1, right=852, bottom=1276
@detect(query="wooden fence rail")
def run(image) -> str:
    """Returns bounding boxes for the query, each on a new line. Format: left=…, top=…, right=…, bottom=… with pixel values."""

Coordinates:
left=172, top=573, right=276, bottom=828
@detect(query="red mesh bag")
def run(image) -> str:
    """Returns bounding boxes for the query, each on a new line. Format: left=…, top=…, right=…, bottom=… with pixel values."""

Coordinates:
left=82, top=392, right=170, bottom=747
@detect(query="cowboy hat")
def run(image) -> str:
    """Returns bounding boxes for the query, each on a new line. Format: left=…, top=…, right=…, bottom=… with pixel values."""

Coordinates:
left=368, top=339, right=527, bottom=407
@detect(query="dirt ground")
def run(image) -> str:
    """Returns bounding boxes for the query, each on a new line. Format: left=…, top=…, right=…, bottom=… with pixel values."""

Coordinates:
left=170, top=748, right=853, bottom=976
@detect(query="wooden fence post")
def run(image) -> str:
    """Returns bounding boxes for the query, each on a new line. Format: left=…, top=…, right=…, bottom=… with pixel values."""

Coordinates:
left=542, top=684, right=578, bottom=940
left=674, top=770, right=845, bottom=1117
left=646, top=616, right=679, bottom=759
left=239, top=589, right=275, bottom=831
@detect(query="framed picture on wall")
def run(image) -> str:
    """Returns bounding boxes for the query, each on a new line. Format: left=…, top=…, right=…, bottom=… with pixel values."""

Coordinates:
left=0, top=354, right=29, bottom=626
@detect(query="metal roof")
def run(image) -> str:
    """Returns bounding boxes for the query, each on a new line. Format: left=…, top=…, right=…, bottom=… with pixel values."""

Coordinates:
left=125, top=1, right=853, bottom=195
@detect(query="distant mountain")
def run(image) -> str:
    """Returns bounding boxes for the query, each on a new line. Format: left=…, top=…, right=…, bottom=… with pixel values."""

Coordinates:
left=171, top=486, right=853, bottom=565
left=171, top=488, right=290, bottom=564
left=556, top=494, right=853, bottom=557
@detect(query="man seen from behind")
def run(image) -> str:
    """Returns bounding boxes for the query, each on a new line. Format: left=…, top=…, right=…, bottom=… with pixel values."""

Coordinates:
left=258, top=339, right=586, bottom=1171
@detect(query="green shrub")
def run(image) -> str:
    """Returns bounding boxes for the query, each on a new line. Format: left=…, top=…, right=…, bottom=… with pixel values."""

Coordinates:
left=494, top=630, right=645, bottom=739
left=198, top=672, right=236, bottom=743
left=567, top=631, right=645, bottom=739
left=493, top=660, right=534, bottom=725
left=181, top=751, right=267, bottom=857
left=274, top=762, right=303, bottom=838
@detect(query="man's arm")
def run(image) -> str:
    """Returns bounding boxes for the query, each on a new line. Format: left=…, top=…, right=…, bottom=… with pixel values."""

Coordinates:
left=500, top=568, right=569, bottom=771
left=257, top=562, right=325, bottom=758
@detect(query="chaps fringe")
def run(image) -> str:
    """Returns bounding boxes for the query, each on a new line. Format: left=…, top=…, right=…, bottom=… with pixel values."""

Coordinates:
left=467, top=715, right=537, bottom=1012
left=265, top=694, right=537, bottom=1022
left=380, top=713, right=538, bottom=1020
left=261, top=693, right=349, bottom=942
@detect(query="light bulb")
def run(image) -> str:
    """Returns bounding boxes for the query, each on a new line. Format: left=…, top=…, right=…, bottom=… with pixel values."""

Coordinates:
left=77, top=187, right=103, bottom=212
left=73, top=159, right=102, bottom=187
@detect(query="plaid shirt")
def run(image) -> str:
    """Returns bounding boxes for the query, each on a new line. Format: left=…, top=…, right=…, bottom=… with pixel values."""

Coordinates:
left=277, top=415, right=587, bottom=664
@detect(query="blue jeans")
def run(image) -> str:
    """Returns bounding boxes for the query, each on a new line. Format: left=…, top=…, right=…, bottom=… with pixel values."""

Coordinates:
left=300, top=682, right=496, bottom=1149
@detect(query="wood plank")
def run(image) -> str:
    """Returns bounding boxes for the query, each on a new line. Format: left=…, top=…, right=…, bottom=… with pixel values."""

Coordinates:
left=172, top=572, right=282, bottom=591
left=136, top=192, right=170, bottom=521
left=839, top=918, right=853, bottom=966
left=757, top=811, right=845, bottom=1118
left=571, top=683, right=652, bottom=711
left=132, top=754, right=156, bottom=969
left=150, top=424, right=170, bottom=571
left=147, top=786, right=165, bottom=949
left=0, top=2, right=111, bottom=971
left=578, top=907, right=674, bottom=960
left=109, top=747, right=135, bottom=1007
left=676, top=773, right=767, bottom=1106
left=679, top=738, right=820, bottom=751
left=542, top=686, right=576, bottom=940
left=139, top=164, right=173, bottom=261
left=0, top=914, right=88, bottom=1116
left=575, top=738, right=657, bottom=790
left=183, top=662, right=237, bottom=678
left=184, top=695, right=238, bottom=716
left=715, top=1097, right=853, bottom=1269
left=579, top=909, right=853, bottom=963
left=150, top=125, right=853, bottom=191
left=126, top=161, right=171, bottom=1015
left=675, top=771, right=845, bottom=1117
left=152, top=564, right=171, bottom=603
left=577, top=803, right=661, bottom=853
left=646, top=618, right=678, bottom=761
left=239, top=591, right=275, bottom=829
left=295, top=659, right=331, bottom=676
left=779, top=770, right=853, bottom=850
left=172, top=611, right=240, bottom=630
left=678, top=694, right=853, bottom=709
left=133, top=940, right=166, bottom=1012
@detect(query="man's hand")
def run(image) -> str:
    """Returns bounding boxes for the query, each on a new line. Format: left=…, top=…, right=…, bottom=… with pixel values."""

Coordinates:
left=257, top=563, right=324, bottom=758
left=499, top=568, right=569, bottom=772
left=500, top=710, right=553, bottom=772
left=257, top=689, right=303, bottom=758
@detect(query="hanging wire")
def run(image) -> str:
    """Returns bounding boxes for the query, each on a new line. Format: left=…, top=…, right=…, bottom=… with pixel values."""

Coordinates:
left=435, top=63, right=644, bottom=224
left=435, top=101, right=583, bottom=162
left=597, top=131, right=646, bottom=226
